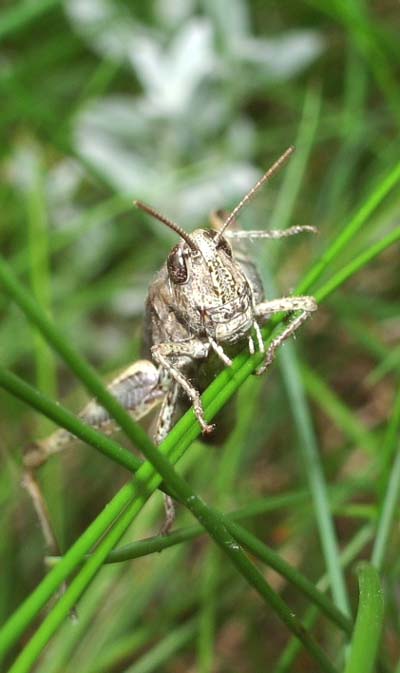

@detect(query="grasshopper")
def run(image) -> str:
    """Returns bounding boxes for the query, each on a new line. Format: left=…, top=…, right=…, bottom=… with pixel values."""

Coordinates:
left=23, top=146, right=317, bottom=547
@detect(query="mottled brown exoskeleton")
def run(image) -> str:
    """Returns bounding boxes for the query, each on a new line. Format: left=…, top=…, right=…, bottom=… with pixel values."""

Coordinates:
left=24, top=146, right=317, bottom=546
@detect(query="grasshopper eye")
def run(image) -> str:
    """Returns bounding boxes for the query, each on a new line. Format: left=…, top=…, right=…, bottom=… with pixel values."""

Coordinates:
left=167, top=245, right=188, bottom=284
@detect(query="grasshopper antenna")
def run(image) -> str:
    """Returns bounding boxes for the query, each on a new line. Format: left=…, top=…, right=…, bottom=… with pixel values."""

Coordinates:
left=135, top=200, right=198, bottom=252
left=215, top=146, right=295, bottom=241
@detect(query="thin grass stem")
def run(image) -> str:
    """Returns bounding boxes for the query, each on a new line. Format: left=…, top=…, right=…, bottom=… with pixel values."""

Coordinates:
left=343, top=563, right=384, bottom=673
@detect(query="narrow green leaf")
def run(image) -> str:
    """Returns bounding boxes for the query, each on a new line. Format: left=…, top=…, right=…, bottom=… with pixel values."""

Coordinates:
left=301, top=364, right=377, bottom=454
left=298, top=160, right=400, bottom=294
left=123, top=619, right=197, bottom=673
left=0, top=0, right=59, bottom=41
left=371, top=387, right=400, bottom=571
left=343, top=563, right=384, bottom=673
left=315, top=227, right=400, bottom=303
left=274, top=525, right=375, bottom=673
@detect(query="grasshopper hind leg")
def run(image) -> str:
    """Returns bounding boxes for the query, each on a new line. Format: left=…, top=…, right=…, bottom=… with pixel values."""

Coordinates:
left=24, top=360, right=163, bottom=471
left=23, top=359, right=163, bottom=557
left=152, top=379, right=180, bottom=535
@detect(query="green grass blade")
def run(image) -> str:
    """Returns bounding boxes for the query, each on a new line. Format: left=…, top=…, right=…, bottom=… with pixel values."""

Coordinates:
left=274, top=525, right=375, bottom=673
left=85, top=628, right=154, bottom=673
left=269, top=85, right=321, bottom=231
left=24, top=151, right=62, bottom=538
left=0, top=481, right=137, bottom=657
left=315, top=226, right=400, bottom=303
left=0, top=402, right=203, bottom=658
left=99, top=492, right=308, bottom=562
left=25, top=158, right=56, bottom=418
left=368, top=345, right=400, bottom=385
left=298, top=160, right=400, bottom=294
left=9, top=461, right=339, bottom=673
left=224, top=520, right=352, bottom=635
left=371, top=387, right=400, bottom=572
left=122, top=620, right=197, bottom=673
left=343, top=563, right=384, bottom=673
left=0, top=0, right=59, bottom=42
left=278, top=339, right=350, bottom=616
left=263, top=84, right=350, bottom=616
left=377, top=387, right=400, bottom=493
left=197, top=546, right=219, bottom=673
left=301, top=364, right=377, bottom=454
left=311, top=0, right=400, bottom=123
left=371, top=449, right=400, bottom=570
left=10, top=195, right=129, bottom=276
left=97, top=500, right=352, bottom=636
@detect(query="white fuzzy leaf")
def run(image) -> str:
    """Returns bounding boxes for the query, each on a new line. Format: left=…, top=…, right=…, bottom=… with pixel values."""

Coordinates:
left=238, top=30, right=324, bottom=79
left=64, top=0, right=146, bottom=62
left=128, top=19, right=215, bottom=116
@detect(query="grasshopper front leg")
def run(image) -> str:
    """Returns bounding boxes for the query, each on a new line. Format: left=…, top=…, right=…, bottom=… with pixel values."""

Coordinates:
left=23, top=359, right=164, bottom=556
left=254, top=296, right=317, bottom=376
left=151, top=338, right=213, bottom=434
left=225, top=225, right=317, bottom=240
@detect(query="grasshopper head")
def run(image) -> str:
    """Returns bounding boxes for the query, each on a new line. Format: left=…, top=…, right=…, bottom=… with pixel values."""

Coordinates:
left=165, top=229, right=254, bottom=343
left=136, top=147, right=295, bottom=344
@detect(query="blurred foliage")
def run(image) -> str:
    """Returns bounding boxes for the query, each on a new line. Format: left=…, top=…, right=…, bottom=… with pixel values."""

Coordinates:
left=1, top=0, right=400, bottom=671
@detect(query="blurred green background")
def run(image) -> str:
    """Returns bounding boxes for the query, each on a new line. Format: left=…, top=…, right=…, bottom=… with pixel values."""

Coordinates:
left=1, top=1, right=400, bottom=671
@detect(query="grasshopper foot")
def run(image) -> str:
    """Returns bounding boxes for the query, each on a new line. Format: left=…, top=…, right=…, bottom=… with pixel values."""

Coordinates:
left=202, top=422, right=216, bottom=435
left=160, top=494, right=176, bottom=536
